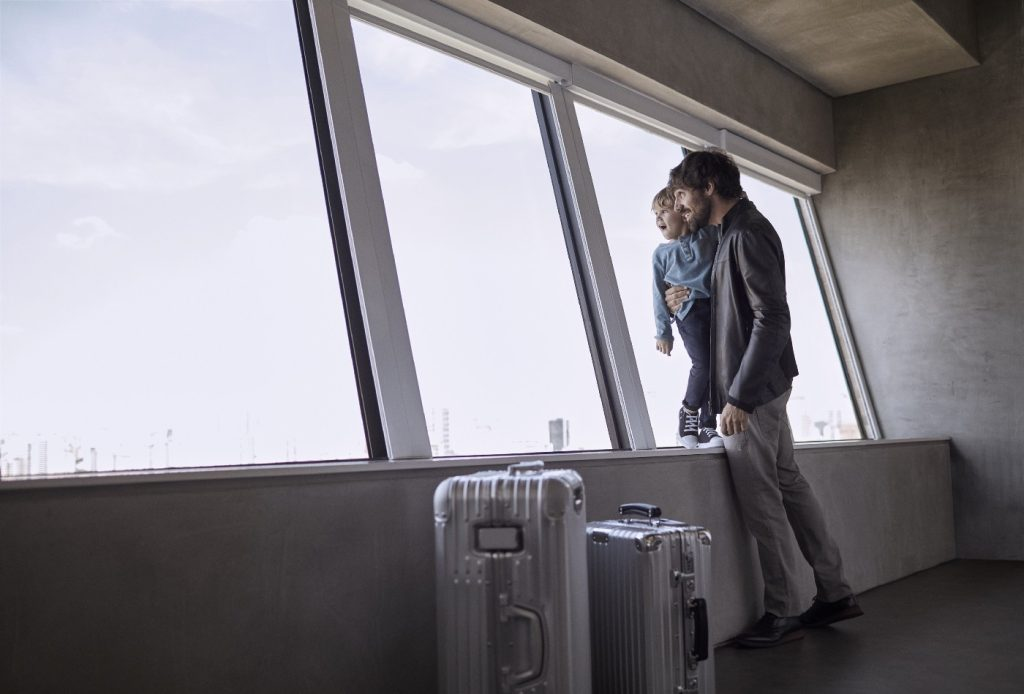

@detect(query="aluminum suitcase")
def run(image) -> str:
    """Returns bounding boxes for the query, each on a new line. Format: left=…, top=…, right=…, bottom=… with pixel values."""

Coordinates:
left=587, top=503, right=714, bottom=694
left=434, top=460, right=592, bottom=694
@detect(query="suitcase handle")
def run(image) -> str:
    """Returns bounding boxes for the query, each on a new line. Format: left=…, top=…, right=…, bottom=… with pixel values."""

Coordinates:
left=508, top=460, right=545, bottom=475
left=618, top=503, right=662, bottom=519
left=690, top=597, right=709, bottom=662
left=506, top=605, right=545, bottom=685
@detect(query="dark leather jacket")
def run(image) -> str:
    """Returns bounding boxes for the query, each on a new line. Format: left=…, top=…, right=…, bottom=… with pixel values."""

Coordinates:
left=710, top=199, right=799, bottom=413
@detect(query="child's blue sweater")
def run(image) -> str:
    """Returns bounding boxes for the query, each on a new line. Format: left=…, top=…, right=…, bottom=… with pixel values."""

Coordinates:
left=651, top=225, right=719, bottom=342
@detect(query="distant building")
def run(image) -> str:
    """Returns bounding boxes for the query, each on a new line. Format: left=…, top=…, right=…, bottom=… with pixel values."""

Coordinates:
left=38, top=440, right=48, bottom=475
left=428, top=407, right=454, bottom=456
left=549, top=418, right=570, bottom=452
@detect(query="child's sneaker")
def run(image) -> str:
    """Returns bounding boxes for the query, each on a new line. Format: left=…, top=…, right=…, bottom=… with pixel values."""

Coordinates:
left=697, top=427, right=724, bottom=448
left=677, top=407, right=700, bottom=448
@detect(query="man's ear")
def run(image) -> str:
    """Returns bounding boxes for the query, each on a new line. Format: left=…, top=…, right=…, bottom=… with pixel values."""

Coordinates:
left=704, top=181, right=716, bottom=198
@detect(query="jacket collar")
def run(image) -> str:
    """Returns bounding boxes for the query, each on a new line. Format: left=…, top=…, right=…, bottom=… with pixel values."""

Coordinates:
left=721, top=197, right=754, bottom=233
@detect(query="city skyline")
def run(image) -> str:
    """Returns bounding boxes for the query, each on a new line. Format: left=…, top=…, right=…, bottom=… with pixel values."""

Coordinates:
left=1, top=388, right=860, bottom=477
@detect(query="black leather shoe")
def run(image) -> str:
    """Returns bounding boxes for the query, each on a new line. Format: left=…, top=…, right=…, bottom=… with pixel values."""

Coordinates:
left=735, top=612, right=804, bottom=648
left=799, top=595, right=864, bottom=627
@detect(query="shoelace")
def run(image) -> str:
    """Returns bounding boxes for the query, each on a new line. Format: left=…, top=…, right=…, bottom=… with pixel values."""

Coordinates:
left=700, top=427, right=720, bottom=437
left=683, top=411, right=700, bottom=432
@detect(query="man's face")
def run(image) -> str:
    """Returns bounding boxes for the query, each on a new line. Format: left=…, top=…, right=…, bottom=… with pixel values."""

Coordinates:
left=673, top=185, right=711, bottom=234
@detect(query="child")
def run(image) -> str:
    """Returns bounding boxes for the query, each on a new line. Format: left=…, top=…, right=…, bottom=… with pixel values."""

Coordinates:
left=650, top=187, right=723, bottom=448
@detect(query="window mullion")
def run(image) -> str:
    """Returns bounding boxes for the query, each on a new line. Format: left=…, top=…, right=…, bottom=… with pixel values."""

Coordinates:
left=306, top=0, right=431, bottom=459
left=544, top=83, right=657, bottom=451
left=293, top=0, right=386, bottom=459
left=797, top=197, right=881, bottom=439
left=533, top=92, right=624, bottom=449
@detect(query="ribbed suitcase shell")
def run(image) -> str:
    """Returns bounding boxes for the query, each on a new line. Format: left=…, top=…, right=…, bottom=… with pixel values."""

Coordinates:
left=434, top=461, right=592, bottom=694
left=587, top=511, right=714, bottom=694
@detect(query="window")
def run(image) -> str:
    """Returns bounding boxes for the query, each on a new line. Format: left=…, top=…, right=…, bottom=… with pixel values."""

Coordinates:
left=574, top=106, right=693, bottom=446
left=351, top=20, right=610, bottom=456
left=1, top=0, right=870, bottom=478
left=740, top=176, right=861, bottom=440
left=575, top=105, right=861, bottom=443
left=0, top=1, right=366, bottom=476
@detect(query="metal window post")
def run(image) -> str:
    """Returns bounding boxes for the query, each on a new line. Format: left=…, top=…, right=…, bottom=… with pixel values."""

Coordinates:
left=540, top=83, right=657, bottom=451
left=797, top=197, right=881, bottom=439
left=304, top=0, right=432, bottom=459
left=293, top=0, right=386, bottom=458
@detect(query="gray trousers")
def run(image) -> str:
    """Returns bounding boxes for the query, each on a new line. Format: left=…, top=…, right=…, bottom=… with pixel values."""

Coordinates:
left=723, top=389, right=851, bottom=616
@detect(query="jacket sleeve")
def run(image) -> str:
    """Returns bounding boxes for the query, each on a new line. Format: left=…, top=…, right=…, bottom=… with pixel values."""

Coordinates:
left=727, top=227, right=791, bottom=411
left=652, top=251, right=673, bottom=342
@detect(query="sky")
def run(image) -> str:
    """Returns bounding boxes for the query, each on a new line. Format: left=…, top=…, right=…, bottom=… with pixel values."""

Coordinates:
left=0, top=1, right=859, bottom=476
left=351, top=19, right=610, bottom=455
left=1, top=1, right=365, bottom=473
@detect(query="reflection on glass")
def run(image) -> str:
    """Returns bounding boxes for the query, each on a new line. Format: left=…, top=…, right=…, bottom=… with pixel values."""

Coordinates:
left=576, top=105, right=861, bottom=443
left=0, top=1, right=367, bottom=476
left=352, top=20, right=609, bottom=456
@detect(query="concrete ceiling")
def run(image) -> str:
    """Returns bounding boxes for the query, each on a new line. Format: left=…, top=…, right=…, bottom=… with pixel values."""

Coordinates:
left=676, top=0, right=979, bottom=96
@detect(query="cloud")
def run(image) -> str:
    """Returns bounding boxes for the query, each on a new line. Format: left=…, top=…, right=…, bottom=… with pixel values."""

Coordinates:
left=352, top=21, right=446, bottom=81
left=0, top=2, right=312, bottom=192
left=377, top=155, right=425, bottom=182
left=164, top=0, right=270, bottom=28
left=427, top=93, right=537, bottom=150
left=55, top=216, right=126, bottom=251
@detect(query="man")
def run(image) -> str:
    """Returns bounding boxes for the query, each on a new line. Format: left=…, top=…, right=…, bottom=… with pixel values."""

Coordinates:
left=665, top=149, right=863, bottom=648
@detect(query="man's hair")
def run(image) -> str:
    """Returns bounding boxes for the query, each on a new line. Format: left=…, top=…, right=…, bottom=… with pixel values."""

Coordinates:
left=668, top=148, right=744, bottom=200
left=650, top=186, right=674, bottom=212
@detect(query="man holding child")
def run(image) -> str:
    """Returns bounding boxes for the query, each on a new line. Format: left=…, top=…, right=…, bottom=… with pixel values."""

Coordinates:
left=664, top=149, right=862, bottom=648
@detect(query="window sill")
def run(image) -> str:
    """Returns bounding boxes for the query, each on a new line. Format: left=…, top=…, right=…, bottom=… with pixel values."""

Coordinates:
left=0, top=437, right=951, bottom=492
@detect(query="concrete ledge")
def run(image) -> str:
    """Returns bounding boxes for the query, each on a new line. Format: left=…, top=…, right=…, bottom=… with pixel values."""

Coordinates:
left=0, top=436, right=950, bottom=490
left=0, top=439, right=954, bottom=693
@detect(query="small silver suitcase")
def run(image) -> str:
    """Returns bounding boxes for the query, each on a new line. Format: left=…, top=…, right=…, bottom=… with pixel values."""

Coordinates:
left=434, top=461, right=592, bottom=694
left=587, top=503, right=714, bottom=694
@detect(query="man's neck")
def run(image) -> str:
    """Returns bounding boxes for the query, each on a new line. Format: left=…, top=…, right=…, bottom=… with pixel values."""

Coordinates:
left=709, top=196, right=741, bottom=226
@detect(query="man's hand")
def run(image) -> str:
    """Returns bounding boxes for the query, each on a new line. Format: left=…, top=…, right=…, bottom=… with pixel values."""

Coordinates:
left=664, top=285, right=691, bottom=313
left=720, top=403, right=750, bottom=436
left=656, top=339, right=672, bottom=356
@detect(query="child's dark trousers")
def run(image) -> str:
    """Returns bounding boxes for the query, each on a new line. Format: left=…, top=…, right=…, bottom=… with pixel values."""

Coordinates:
left=674, top=298, right=716, bottom=429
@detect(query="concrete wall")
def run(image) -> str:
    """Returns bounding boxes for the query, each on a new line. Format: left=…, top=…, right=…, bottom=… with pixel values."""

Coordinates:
left=1, top=440, right=954, bottom=693
left=915, top=0, right=979, bottom=57
left=814, top=0, right=1024, bottom=559
left=437, top=0, right=835, bottom=172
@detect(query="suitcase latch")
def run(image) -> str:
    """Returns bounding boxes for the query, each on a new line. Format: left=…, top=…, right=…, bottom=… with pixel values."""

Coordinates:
left=635, top=534, right=663, bottom=552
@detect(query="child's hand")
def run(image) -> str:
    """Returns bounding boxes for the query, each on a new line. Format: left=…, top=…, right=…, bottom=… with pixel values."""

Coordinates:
left=656, top=339, right=673, bottom=356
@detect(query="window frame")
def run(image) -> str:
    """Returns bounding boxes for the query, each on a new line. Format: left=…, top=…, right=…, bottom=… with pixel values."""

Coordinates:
left=797, top=198, right=881, bottom=439
left=0, top=0, right=877, bottom=483
left=331, top=0, right=877, bottom=453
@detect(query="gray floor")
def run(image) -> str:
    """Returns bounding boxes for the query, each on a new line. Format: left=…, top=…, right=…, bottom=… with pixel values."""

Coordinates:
left=716, top=560, right=1024, bottom=694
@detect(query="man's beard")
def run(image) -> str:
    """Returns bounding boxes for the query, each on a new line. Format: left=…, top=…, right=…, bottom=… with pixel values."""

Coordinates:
left=685, top=194, right=711, bottom=233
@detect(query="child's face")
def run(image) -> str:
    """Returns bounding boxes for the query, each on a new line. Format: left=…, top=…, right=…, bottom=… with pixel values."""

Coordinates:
left=654, top=205, right=686, bottom=240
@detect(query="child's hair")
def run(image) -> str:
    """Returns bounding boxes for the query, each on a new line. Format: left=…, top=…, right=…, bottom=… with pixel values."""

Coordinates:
left=650, top=186, right=674, bottom=212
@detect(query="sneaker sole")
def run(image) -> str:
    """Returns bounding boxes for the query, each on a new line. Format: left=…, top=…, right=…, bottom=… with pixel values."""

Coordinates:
left=802, top=606, right=864, bottom=628
left=697, top=440, right=725, bottom=449
left=735, top=629, right=805, bottom=649
left=676, top=436, right=699, bottom=449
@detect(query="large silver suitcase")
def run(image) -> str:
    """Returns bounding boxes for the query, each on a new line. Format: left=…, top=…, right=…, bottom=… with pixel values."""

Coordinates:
left=434, top=461, right=592, bottom=694
left=587, top=503, right=714, bottom=694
